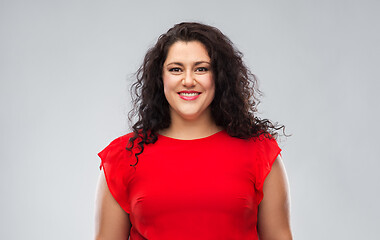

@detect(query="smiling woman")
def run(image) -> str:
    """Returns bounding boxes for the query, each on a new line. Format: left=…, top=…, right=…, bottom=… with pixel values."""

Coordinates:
left=162, top=41, right=216, bottom=129
left=95, top=22, right=292, bottom=240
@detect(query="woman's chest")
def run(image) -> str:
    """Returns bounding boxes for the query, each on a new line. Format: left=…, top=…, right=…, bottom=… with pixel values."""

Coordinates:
left=127, top=144, right=259, bottom=224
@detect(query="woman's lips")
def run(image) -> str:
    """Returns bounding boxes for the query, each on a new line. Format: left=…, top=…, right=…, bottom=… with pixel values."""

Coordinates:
left=178, top=91, right=201, bottom=100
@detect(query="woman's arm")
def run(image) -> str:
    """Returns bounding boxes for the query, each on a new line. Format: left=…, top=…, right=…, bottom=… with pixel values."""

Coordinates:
left=257, top=155, right=292, bottom=240
left=94, top=171, right=131, bottom=240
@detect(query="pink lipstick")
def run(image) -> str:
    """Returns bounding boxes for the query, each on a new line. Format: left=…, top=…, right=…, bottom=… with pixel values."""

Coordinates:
left=178, top=90, right=201, bottom=101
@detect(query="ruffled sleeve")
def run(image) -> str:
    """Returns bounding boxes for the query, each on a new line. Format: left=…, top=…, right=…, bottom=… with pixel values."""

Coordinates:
left=98, top=134, right=135, bottom=213
left=253, top=136, right=282, bottom=205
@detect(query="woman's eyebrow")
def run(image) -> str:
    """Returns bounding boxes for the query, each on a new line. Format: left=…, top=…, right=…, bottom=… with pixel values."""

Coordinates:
left=194, top=61, right=211, bottom=66
left=166, top=62, right=184, bottom=67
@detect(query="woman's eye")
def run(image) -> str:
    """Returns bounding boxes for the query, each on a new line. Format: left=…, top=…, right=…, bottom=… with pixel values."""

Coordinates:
left=169, top=67, right=182, bottom=72
left=196, top=67, right=209, bottom=72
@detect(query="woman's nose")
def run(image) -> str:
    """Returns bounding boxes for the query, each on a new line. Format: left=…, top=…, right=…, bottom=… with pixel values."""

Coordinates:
left=182, top=71, right=196, bottom=87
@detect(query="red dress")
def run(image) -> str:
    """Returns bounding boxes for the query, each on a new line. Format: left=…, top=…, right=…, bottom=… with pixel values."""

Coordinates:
left=98, top=130, right=281, bottom=240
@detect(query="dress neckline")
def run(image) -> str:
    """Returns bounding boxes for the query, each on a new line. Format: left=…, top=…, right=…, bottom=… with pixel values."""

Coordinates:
left=157, top=129, right=226, bottom=141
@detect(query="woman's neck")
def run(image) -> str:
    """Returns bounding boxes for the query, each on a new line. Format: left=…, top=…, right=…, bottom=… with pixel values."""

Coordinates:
left=159, top=109, right=223, bottom=140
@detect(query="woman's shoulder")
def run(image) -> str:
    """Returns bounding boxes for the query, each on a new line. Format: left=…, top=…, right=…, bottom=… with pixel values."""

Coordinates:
left=98, top=132, right=136, bottom=168
left=225, top=131, right=279, bottom=146
left=249, top=133, right=280, bottom=154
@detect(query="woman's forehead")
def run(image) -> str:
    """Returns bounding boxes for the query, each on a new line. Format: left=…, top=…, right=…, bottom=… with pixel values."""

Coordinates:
left=164, top=41, right=210, bottom=64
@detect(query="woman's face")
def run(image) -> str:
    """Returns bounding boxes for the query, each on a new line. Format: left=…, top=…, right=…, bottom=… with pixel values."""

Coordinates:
left=162, top=41, right=215, bottom=122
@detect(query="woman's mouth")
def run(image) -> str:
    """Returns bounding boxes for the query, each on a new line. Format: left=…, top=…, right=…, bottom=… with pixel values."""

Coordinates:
left=178, top=91, right=201, bottom=100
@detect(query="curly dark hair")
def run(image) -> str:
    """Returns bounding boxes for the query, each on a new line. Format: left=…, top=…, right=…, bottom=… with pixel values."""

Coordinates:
left=127, top=22, right=285, bottom=166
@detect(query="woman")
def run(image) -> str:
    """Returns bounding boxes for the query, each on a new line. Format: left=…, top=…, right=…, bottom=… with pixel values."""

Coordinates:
left=95, top=22, right=292, bottom=240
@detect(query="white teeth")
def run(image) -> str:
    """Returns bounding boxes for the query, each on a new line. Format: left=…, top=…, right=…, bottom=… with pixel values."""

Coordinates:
left=179, top=92, right=200, bottom=96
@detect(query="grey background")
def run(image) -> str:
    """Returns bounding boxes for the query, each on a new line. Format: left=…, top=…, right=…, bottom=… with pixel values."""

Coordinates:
left=1, top=0, right=379, bottom=239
